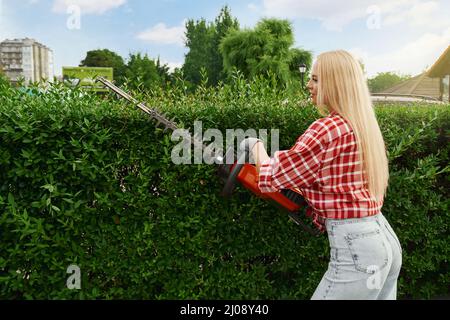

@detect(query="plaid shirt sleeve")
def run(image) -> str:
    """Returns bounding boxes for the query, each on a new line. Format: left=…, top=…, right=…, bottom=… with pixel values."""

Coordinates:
left=258, top=127, right=326, bottom=193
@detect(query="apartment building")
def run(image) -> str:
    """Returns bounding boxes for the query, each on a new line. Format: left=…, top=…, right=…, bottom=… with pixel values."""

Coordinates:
left=0, top=38, right=54, bottom=84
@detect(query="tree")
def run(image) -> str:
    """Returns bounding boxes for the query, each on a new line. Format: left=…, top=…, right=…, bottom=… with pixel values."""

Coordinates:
left=359, top=61, right=366, bottom=75
left=125, top=53, right=161, bottom=90
left=182, top=18, right=213, bottom=85
left=0, top=64, right=8, bottom=85
left=155, top=57, right=172, bottom=85
left=182, top=6, right=239, bottom=86
left=210, top=6, right=239, bottom=85
left=368, top=72, right=411, bottom=93
left=288, top=47, right=313, bottom=82
left=220, top=18, right=312, bottom=87
left=80, top=49, right=127, bottom=84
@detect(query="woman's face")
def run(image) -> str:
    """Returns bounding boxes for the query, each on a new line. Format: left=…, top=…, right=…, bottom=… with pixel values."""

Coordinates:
left=306, top=63, right=319, bottom=105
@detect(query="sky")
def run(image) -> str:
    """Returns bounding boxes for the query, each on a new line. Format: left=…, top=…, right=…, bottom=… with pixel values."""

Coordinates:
left=0, top=0, right=449, bottom=78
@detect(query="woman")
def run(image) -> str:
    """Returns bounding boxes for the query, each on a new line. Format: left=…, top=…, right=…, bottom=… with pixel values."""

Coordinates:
left=241, top=50, right=402, bottom=300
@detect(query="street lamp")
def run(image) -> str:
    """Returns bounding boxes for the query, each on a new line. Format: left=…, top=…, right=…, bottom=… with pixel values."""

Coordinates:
left=299, top=63, right=307, bottom=89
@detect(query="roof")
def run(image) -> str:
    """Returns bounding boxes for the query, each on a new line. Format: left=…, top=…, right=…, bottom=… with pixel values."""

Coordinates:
left=371, top=94, right=442, bottom=103
left=428, top=45, right=450, bottom=78
left=378, top=72, right=441, bottom=100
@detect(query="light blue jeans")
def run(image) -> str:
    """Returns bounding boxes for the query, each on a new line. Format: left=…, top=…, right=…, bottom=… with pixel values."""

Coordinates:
left=311, top=212, right=402, bottom=300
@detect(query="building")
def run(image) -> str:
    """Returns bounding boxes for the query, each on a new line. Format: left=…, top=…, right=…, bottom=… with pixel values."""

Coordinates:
left=373, top=45, right=450, bottom=103
left=427, top=45, right=450, bottom=102
left=0, top=38, right=54, bottom=84
left=372, top=72, right=442, bottom=102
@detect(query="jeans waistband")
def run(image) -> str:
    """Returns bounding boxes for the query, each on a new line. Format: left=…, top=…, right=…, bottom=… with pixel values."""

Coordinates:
left=325, top=212, right=382, bottom=229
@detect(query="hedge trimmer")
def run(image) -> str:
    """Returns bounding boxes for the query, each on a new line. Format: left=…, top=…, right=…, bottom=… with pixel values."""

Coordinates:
left=96, top=77, right=320, bottom=236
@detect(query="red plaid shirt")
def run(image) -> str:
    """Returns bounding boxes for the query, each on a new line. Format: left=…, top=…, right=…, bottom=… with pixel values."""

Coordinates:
left=258, top=111, right=383, bottom=232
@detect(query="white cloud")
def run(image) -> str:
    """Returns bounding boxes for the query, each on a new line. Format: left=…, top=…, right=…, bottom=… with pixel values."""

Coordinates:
left=136, top=22, right=185, bottom=46
left=350, top=27, right=450, bottom=77
left=261, top=0, right=445, bottom=31
left=347, top=48, right=370, bottom=67
left=248, top=3, right=259, bottom=12
left=163, top=61, right=183, bottom=72
left=52, top=0, right=127, bottom=15
left=262, top=0, right=388, bottom=31
left=383, top=1, right=449, bottom=28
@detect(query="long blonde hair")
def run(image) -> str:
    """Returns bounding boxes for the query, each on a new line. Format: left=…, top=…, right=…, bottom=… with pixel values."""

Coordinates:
left=315, top=50, right=389, bottom=202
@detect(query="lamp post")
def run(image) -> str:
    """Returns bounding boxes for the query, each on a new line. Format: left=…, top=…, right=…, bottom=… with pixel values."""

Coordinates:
left=299, top=63, right=307, bottom=90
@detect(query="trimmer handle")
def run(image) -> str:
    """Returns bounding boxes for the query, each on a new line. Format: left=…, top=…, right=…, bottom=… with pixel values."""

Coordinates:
left=220, top=149, right=248, bottom=197
left=216, top=147, right=321, bottom=236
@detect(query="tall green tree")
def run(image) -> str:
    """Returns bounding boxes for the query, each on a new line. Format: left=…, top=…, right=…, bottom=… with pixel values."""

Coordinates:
left=220, top=18, right=311, bottom=87
left=182, top=18, right=213, bottom=86
left=80, top=49, right=127, bottom=84
left=125, top=53, right=161, bottom=90
left=288, top=47, right=313, bottom=85
left=210, top=6, right=239, bottom=85
left=182, top=6, right=239, bottom=86
left=155, top=57, right=172, bottom=85
left=368, top=72, right=411, bottom=93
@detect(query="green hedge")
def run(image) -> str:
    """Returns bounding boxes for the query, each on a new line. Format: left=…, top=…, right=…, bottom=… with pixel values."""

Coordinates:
left=0, top=78, right=448, bottom=299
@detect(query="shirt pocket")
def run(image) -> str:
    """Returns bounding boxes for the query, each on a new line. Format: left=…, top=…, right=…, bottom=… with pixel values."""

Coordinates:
left=344, top=229, right=389, bottom=274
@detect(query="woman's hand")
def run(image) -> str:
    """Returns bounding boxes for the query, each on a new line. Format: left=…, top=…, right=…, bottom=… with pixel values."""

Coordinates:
left=239, top=137, right=261, bottom=153
left=239, top=138, right=270, bottom=174
left=253, top=141, right=270, bottom=174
